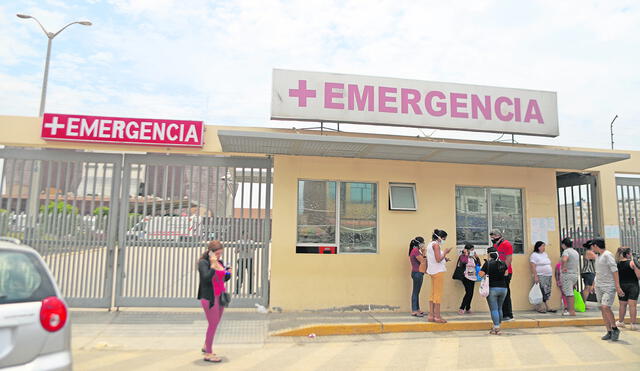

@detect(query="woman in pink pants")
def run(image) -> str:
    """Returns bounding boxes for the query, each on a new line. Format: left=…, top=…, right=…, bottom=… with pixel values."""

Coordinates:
left=197, top=240, right=231, bottom=363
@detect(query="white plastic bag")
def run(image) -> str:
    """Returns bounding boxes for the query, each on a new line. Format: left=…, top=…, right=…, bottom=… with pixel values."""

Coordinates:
left=479, top=276, right=490, bottom=297
left=528, top=283, right=543, bottom=305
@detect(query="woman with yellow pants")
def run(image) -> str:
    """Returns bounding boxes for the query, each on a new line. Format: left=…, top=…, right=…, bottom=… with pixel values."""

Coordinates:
left=426, top=229, right=452, bottom=323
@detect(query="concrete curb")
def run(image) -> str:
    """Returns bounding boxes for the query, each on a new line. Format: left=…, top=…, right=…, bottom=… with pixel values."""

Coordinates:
left=272, top=317, right=605, bottom=336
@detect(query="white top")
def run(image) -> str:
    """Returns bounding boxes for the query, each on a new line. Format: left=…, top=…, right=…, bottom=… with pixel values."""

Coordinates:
left=529, top=252, right=553, bottom=276
left=426, top=241, right=447, bottom=275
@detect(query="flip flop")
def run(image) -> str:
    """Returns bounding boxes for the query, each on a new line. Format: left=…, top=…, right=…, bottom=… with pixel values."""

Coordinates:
left=204, top=356, right=222, bottom=363
left=434, top=318, right=448, bottom=323
left=411, top=313, right=424, bottom=317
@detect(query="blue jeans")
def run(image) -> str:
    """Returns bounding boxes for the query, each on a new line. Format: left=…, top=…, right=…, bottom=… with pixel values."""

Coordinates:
left=486, top=287, right=508, bottom=327
left=411, top=272, right=424, bottom=311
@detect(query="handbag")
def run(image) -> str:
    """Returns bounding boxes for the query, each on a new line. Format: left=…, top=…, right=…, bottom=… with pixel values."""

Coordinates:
left=452, top=259, right=465, bottom=280
left=219, top=292, right=231, bottom=307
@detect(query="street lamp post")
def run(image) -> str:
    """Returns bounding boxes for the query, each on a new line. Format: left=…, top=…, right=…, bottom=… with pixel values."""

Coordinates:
left=16, top=14, right=91, bottom=242
left=17, top=14, right=92, bottom=116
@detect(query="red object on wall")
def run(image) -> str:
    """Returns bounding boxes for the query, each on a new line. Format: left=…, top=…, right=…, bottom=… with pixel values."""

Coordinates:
left=318, top=246, right=336, bottom=254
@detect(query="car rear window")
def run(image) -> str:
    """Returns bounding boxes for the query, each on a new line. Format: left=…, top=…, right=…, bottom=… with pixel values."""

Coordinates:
left=0, top=250, right=57, bottom=304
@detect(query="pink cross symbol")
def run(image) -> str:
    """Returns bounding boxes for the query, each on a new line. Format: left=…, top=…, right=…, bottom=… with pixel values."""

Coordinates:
left=289, top=80, right=316, bottom=107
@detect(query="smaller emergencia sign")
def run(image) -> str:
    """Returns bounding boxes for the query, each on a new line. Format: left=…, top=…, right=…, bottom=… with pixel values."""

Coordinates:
left=271, top=69, right=559, bottom=137
left=41, top=113, right=204, bottom=147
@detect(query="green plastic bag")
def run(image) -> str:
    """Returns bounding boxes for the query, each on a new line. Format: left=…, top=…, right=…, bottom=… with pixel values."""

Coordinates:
left=574, top=289, right=586, bottom=312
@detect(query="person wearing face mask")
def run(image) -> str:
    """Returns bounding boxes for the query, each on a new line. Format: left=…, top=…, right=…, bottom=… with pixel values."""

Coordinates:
left=490, top=229, right=514, bottom=321
left=454, top=242, right=481, bottom=315
left=426, top=229, right=452, bottom=323
left=479, top=247, right=509, bottom=335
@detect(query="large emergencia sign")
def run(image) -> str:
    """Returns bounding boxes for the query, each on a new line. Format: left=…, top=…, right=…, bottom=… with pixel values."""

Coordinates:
left=41, top=113, right=204, bottom=147
left=271, top=69, right=559, bottom=137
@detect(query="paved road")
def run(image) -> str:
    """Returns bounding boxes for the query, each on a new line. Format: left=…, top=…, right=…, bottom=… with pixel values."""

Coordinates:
left=73, top=326, right=640, bottom=370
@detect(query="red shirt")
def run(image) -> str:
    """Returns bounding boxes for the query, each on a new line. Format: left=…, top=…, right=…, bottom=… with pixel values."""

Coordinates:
left=494, top=239, right=513, bottom=274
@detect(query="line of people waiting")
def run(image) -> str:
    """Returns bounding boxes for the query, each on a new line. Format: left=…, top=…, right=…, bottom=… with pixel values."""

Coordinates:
left=408, top=230, right=640, bottom=340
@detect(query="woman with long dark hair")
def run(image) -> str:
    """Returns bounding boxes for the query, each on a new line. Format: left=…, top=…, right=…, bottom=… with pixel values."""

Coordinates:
left=408, top=236, right=426, bottom=317
left=426, top=229, right=452, bottom=323
left=197, top=240, right=232, bottom=363
left=479, top=247, right=509, bottom=335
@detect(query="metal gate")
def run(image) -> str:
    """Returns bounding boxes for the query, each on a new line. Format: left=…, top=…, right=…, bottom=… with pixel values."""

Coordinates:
left=115, top=154, right=272, bottom=307
left=617, top=177, right=640, bottom=253
left=0, top=148, right=272, bottom=308
left=0, top=148, right=121, bottom=307
left=556, top=172, right=600, bottom=292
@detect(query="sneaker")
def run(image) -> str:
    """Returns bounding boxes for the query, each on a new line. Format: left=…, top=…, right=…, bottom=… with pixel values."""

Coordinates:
left=601, top=331, right=612, bottom=340
left=630, top=323, right=637, bottom=331
left=562, top=310, right=570, bottom=316
left=611, top=328, right=621, bottom=342
left=458, top=309, right=465, bottom=315
left=615, top=321, right=626, bottom=328
left=502, top=316, right=514, bottom=322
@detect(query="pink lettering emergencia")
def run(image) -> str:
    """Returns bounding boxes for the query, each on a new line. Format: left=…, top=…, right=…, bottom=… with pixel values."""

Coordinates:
left=378, top=86, right=398, bottom=113
left=401, top=88, right=423, bottom=114
left=495, top=96, right=514, bottom=121
left=513, top=98, right=522, bottom=122
left=324, top=82, right=344, bottom=109
left=471, top=95, right=492, bottom=120
left=348, top=84, right=374, bottom=111
left=424, top=91, right=447, bottom=117
left=524, top=99, right=544, bottom=123
left=450, top=93, right=468, bottom=118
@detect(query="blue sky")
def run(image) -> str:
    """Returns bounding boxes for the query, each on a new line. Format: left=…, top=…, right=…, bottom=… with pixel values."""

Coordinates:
left=1, top=0, right=639, bottom=150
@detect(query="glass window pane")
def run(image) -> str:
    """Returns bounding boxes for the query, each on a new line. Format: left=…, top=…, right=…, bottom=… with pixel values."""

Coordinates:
left=340, top=182, right=377, bottom=253
left=456, top=187, right=488, bottom=246
left=490, top=188, right=524, bottom=253
left=297, top=180, right=337, bottom=244
left=390, top=184, right=416, bottom=210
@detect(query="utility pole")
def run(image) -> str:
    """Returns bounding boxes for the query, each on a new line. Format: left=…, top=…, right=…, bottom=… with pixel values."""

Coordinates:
left=610, top=115, right=618, bottom=150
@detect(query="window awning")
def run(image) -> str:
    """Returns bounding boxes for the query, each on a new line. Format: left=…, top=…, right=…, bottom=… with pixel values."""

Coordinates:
left=218, top=130, right=630, bottom=170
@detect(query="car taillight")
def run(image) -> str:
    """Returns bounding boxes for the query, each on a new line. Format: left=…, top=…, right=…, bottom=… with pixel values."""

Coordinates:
left=40, top=296, right=67, bottom=332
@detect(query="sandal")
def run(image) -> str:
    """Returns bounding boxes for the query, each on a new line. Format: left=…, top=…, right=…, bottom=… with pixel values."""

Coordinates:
left=536, top=309, right=546, bottom=314
left=204, top=356, right=222, bottom=363
left=426, top=316, right=435, bottom=322
left=434, top=317, right=448, bottom=323
left=411, top=312, right=424, bottom=317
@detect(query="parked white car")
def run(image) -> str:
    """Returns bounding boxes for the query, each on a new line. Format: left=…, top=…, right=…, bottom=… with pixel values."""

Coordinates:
left=0, top=238, right=71, bottom=370
left=127, top=216, right=202, bottom=241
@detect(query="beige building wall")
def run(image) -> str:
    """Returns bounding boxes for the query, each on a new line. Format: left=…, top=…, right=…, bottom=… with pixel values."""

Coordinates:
left=270, top=155, right=564, bottom=312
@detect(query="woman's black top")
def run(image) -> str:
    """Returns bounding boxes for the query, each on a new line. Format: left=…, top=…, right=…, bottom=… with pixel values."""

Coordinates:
left=617, top=260, right=638, bottom=285
left=197, top=258, right=231, bottom=308
left=481, top=259, right=508, bottom=288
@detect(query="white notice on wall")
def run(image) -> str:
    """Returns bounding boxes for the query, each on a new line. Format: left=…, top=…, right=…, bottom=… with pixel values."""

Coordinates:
left=530, top=217, right=557, bottom=245
left=605, top=225, right=620, bottom=239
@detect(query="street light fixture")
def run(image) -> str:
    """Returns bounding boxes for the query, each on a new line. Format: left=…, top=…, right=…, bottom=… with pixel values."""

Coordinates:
left=16, top=13, right=92, bottom=116
left=16, top=13, right=91, bottom=242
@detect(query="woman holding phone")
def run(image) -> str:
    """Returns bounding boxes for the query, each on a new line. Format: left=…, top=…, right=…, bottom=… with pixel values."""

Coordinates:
left=197, top=240, right=232, bottom=363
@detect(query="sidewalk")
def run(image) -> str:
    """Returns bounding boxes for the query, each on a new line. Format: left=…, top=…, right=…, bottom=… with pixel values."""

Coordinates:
left=70, top=302, right=619, bottom=350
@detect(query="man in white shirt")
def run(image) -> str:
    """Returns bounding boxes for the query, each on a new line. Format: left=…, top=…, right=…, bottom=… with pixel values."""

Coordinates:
left=589, top=238, right=625, bottom=341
